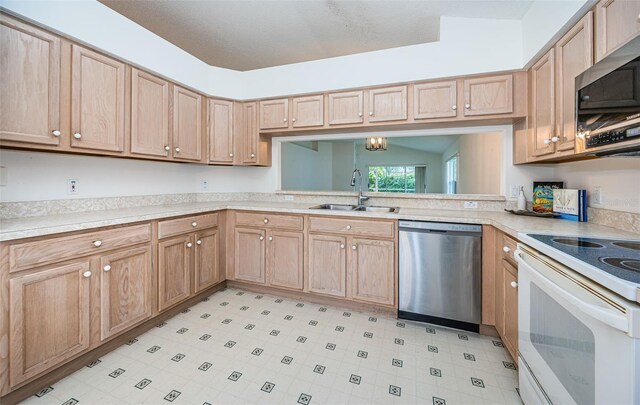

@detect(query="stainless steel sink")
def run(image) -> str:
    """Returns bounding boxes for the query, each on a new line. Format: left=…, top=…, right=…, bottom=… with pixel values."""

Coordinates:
left=310, top=204, right=399, bottom=213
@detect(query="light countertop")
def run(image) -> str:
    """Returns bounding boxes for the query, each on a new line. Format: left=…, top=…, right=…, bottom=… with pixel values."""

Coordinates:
left=1, top=201, right=638, bottom=242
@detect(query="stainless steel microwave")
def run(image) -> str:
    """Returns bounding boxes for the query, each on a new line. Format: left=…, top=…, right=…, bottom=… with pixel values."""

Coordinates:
left=575, top=35, right=640, bottom=156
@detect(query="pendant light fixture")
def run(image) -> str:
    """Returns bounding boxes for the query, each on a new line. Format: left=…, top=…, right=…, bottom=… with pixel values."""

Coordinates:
left=365, top=136, right=387, bottom=151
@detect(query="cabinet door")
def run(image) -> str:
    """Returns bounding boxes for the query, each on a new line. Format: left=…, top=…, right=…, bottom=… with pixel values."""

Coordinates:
left=158, top=235, right=192, bottom=312
left=208, top=99, right=234, bottom=163
left=308, top=234, right=347, bottom=297
left=463, top=75, right=513, bottom=116
left=130, top=68, right=170, bottom=157
left=556, top=13, right=593, bottom=153
left=194, top=228, right=220, bottom=293
left=494, top=257, right=505, bottom=338
left=10, top=261, right=91, bottom=386
left=503, top=261, right=519, bottom=360
left=238, top=101, right=259, bottom=164
left=350, top=238, right=395, bottom=306
left=0, top=16, right=61, bottom=146
left=267, top=231, right=303, bottom=290
left=234, top=227, right=266, bottom=283
left=71, top=45, right=125, bottom=152
left=259, top=98, right=289, bottom=129
left=367, top=86, right=408, bottom=122
left=530, top=50, right=556, bottom=157
left=292, top=95, right=323, bottom=127
left=99, top=246, right=152, bottom=341
left=328, top=91, right=364, bottom=125
left=413, top=81, right=457, bottom=119
left=595, top=0, right=640, bottom=62
left=172, top=85, right=202, bottom=161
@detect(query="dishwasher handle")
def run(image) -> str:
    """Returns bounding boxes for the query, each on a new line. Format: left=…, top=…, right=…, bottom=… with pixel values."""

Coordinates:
left=399, top=220, right=482, bottom=234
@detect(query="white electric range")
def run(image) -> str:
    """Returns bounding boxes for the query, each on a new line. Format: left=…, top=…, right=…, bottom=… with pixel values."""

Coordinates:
left=516, top=233, right=640, bottom=405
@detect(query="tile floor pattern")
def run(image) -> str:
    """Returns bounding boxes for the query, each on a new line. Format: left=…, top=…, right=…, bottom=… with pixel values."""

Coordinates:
left=22, top=288, right=521, bottom=405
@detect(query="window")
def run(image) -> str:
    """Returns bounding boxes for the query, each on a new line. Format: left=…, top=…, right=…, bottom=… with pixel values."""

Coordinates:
left=445, top=155, right=458, bottom=194
left=368, top=166, right=416, bottom=193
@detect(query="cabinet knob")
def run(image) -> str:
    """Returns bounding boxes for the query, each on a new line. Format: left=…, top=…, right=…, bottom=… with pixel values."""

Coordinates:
left=283, top=118, right=287, bottom=122
left=73, top=132, right=82, bottom=140
left=186, top=242, right=193, bottom=248
left=510, top=281, right=518, bottom=289
left=83, top=271, right=92, bottom=278
left=52, top=130, right=61, bottom=137
left=503, top=246, right=511, bottom=253
left=263, top=218, right=269, bottom=224
left=250, top=153, right=255, bottom=158
left=229, top=153, right=234, bottom=157
left=358, top=112, right=363, bottom=117
left=196, top=240, right=202, bottom=245
left=369, top=111, right=373, bottom=116
left=164, top=145, right=170, bottom=151
left=268, top=236, right=273, bottom=241
left=103, top=264, right=111, bottom=272
left=292, top=118, right=296, bottom=122
left=191, top=221, right=197, bottom=227
left=451, top=105, right=457, bottom=110
left=551, top=136, right=559, bottom=143
left=465, top=104, right=470, bottom=109
left=352, top=245, right=357, bottom=250
left=93, top=240, right=102, bottom=247
left=340, top=244, right=345, bottom=249
left=175, top=147, right=180, bottom=153
left=259, top=236, right=264, bottom=241
left=346, top=225, right=352, bottom=230
left=543, top=139, right=551, bottom=145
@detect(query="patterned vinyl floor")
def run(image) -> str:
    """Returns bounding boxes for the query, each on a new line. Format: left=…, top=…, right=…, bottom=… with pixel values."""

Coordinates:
left=21, top=288, right=521, bottom=405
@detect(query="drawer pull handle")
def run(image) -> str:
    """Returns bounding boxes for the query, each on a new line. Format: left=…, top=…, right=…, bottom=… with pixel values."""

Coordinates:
left=259, top=236, right=264, bottom=241
left=263, top=218, right=269, bottom=224
left=250, top=153, right=255, bottom=158
left=175, top=147, right=181, bottom=153
left=164, top=145, right=170, bottom=151
left=103, top=264, right=111, bottom=272
left=451, top=105, right=457, bottom=110
left=346, top=225, right=352, bottom=230
left=465, top=103, right=471, bottom=109
left=93, top=240, right=103, bottom=247
left=283, top=118, right=288, bottom=122
left=83, top=271, right=92, bottom=278
left=73, top=132, right=82, bottom=140
left=52, top=130, right=61, bottom=137
left=192, top=222, right=198, bottom=227
left=358, top=112, right=363, bottom=117
left=230, top=153, right=234, bottom=157
left=352, top=245, right=357, bottom=250
left=196, top=240, right=202, bottom=245
left=511, top=281, right=518, bottom=289
left=340, top=244, right=345, bottom=249
left=268, top=236, right=273, bottom=241
left=186, top=242, right=193, bottom=248
left=503, top=246, right=511, bottom=253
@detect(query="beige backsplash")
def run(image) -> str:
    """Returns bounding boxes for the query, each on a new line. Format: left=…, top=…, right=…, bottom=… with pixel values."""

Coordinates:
left=1, top=192, right=638, bottom=235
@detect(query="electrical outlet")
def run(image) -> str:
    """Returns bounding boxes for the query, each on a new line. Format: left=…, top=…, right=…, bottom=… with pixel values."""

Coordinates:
left=464, top=201, right=478, bottom=209
left=201, top=180, right=209, bottom=191
left=284, top=195, right=294, bottom=201
left=510, top=185, right=520, bottom=198
left=67, top=179, right=79, bottom=195
left=592, top=186, right=603, bottom=205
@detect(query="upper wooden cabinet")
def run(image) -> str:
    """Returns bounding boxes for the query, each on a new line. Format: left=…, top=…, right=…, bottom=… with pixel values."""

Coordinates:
left=172, top=85, right=203, bottom=161
left=259, top=98, right=289, bottom=129
left=71, top=45, right=126, bottom=152
left=555, top=12, right=593, bottom=152
left=9, top=261, right=91, bottom=386
left=350, top=238, right=395, bottom=306
left=463, top=75, right=513, bottom=116
left=208, top=98, right=234, bottom=164
left=130, top=68, right=170, bottom=157
left=0, top=16, right=61, bottom=146
left=328, top=91, right=364, bottom=125
left=236, top=101, right=266, bottom=165
left=308, top=234, right=347, bottom=297
left=595, top=0, right=640, bottom=62
left=529, top=49, right=556, bottom=157
left=414, top=81, right=457, bottom=119
left=291, top=95, right=324, bottom=127
left=367, top=85, right=408, bottom=122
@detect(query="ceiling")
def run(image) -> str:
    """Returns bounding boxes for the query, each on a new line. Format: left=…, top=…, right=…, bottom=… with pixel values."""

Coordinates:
left=99, top=0, right=534, bottom=71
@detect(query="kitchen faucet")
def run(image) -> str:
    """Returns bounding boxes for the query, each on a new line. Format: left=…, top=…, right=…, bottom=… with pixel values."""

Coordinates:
left=350, top=169, right=369, bottom=207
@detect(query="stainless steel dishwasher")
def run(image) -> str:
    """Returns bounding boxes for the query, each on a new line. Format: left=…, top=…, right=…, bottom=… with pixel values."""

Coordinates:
left=398, top=220, right=482, bottom=333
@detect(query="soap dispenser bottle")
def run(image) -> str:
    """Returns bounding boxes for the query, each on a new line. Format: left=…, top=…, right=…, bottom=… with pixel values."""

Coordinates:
left=517, top=186, right=527, bottom=211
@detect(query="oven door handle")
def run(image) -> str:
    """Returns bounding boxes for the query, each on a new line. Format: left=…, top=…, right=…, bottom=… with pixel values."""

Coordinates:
left=516, top=250, right=629, bottom=333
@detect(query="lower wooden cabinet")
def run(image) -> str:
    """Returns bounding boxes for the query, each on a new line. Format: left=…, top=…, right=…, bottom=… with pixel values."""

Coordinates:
left=234, top=227, right=266, bottom=284
left=268, top=231, right=304, bottom=290
left=194, top=228, right=221, bottom=293
left=99, top=246, right=152, bottom=341
left=350, top=238, right=395, bottom=306
left=308, top=234, right=347, bottom=297
left=9, top=261, right=92, bottom=386
left=503, top=261, right=519, bottom=358
left=158, top=234, right=192, bottom=312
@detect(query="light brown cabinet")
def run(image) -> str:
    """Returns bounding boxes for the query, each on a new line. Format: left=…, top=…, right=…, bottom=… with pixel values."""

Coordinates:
left=529, top=49, right=556, bottom=157
left=130, top=68, right=170, bottom=157
left=194, top=228, right=221, bottom=292
left=99, top=246, right=152, bottom=340
left=234, top=227, right=266, bottom=283
left=267, top=231, right=304, bottom=290
left=172, top=85, right=203, bottom=161
left=9, top=261, right=91, bottom=386
left=367, top=86, right=408, bottom=122
left=595, top=0, right=640, bottom=62
left=158, top=234, right=192, bottom=311
left=259, top=98, right=289, bottom=129
left=0, top=16, right=61, bottom=146
left=71, top=45, right=126, bottom=152
left=235, top=101, right=270, bottom=166
left=328, top=91, right=364, bottom=125
left=291, top=95, right=324, bottom=127
left=413, top=81, right=457, bottom=119
left=463, top=75, right=513, bottom=116
left=307, top=233, right=348, bottom=297
left=350, top=238, right=395, bottom=306
left=208, top=98, right=234, bottom=163
left=494, top=230, right=519, bottom=362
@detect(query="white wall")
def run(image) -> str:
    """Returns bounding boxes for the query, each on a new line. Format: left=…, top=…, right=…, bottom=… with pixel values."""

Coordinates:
left=280, top=142, right=332, bottom=191
left=332, top=142, right=355, bottom=191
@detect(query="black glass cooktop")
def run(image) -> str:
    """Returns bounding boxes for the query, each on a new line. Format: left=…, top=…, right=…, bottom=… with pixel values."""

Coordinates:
left=528, top=234, right=640, bottom=284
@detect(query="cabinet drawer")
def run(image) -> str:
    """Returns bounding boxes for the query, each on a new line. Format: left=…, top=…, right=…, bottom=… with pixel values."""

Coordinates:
left=158, top=213, right=218, bottom=239
left=9, top=224, right=151, bottom=273
left=501, top=233, right=518, bottom=265
left=235, top=212, right=303, bottom=230
left=309, top=216, right=395, bottom=238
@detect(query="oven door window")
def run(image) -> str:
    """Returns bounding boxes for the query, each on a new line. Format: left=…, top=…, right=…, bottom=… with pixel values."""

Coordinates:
left=531, top=284, right=595, bottom=405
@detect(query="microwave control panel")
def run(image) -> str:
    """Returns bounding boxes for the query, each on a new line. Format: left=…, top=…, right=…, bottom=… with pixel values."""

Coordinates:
left=586, top=126, right=640, bottom=148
